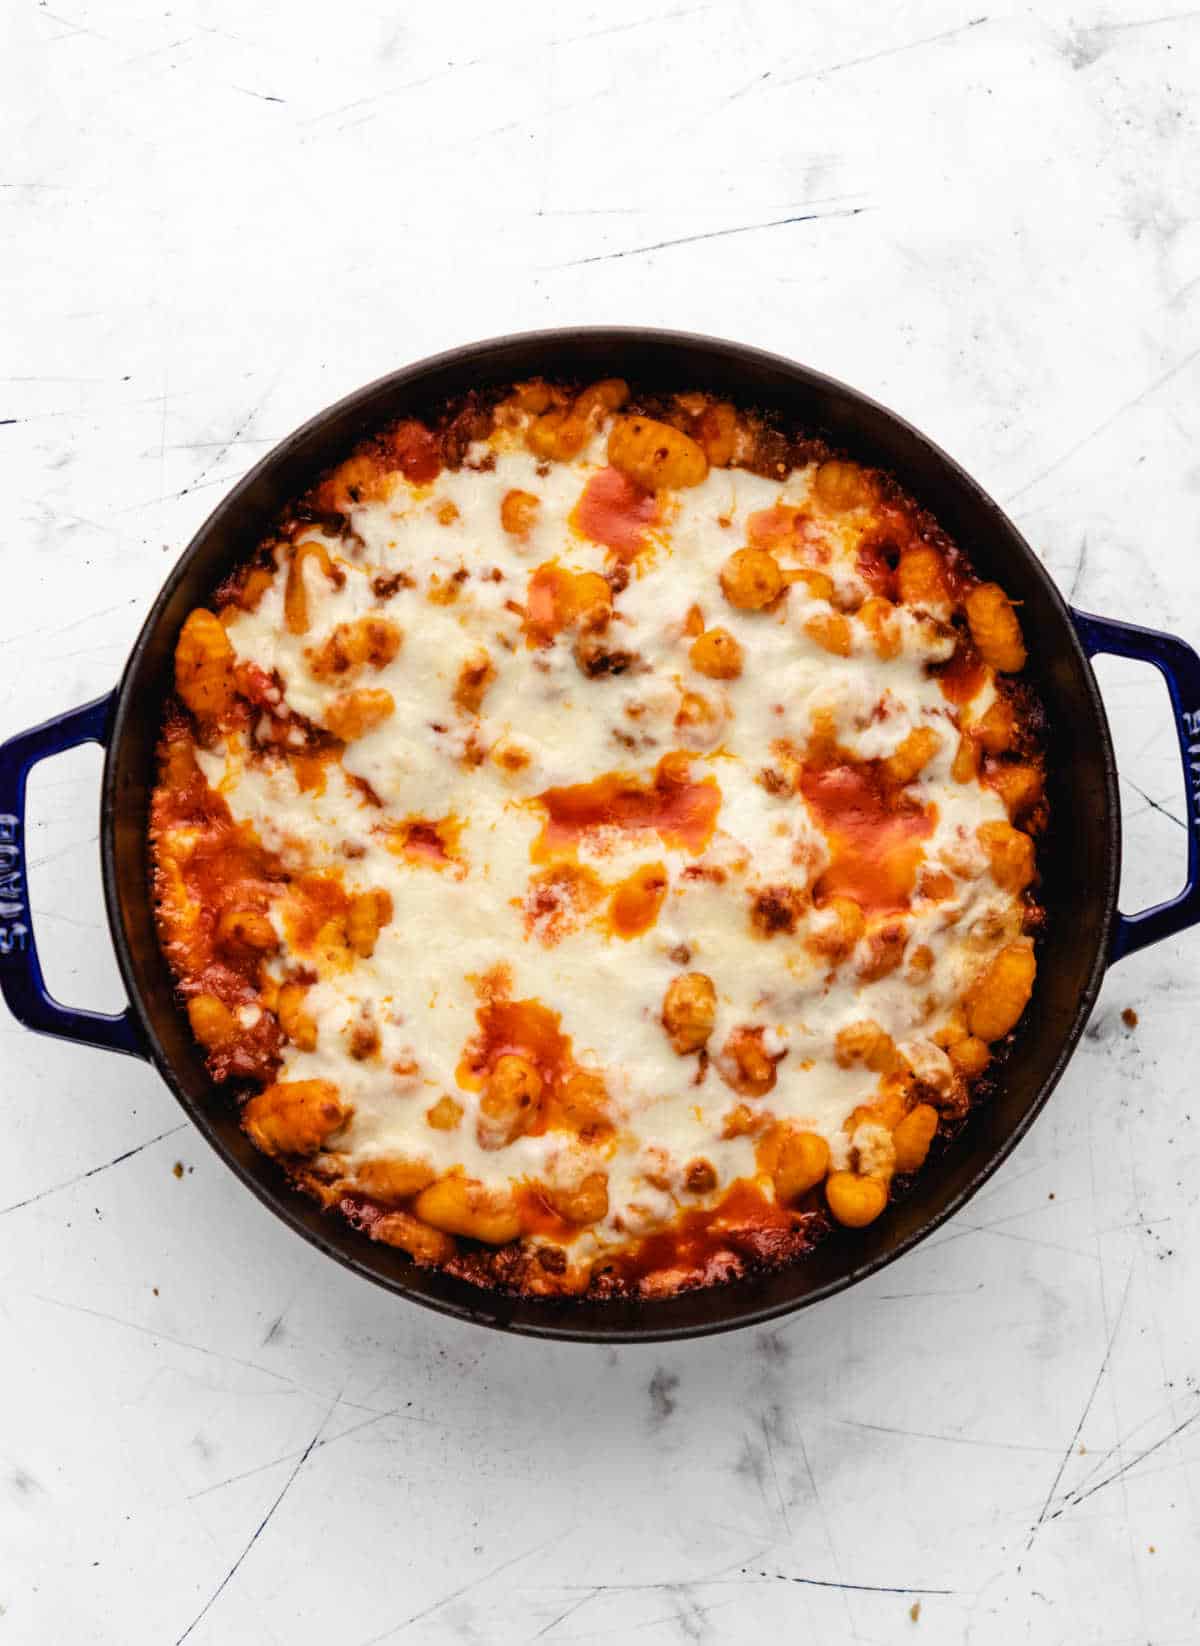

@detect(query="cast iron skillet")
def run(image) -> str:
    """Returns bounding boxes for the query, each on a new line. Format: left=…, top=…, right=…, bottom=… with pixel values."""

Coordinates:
left=2, top=329, right=1199, bottom=1343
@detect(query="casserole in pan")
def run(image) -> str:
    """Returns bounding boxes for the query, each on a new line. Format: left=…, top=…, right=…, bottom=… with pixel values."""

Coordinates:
left=2, top=329, right=1197, bottom=1340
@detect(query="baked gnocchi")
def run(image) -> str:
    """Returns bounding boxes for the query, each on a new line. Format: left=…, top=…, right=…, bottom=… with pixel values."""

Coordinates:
left=151, top=378, right=1046, bottom=1298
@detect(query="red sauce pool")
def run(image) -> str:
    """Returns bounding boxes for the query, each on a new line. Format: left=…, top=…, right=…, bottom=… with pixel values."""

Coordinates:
left=536, top=757, right=721, bottom=856
left=521, top=563, right=609, bottom=646
left=608, top=862, right=668, bottom=938
left=282, top=871, right=349, bottom=951
left=747, top=502, right=805, bottom=551
left=573, top=467, right=657, bottom=559
left=514, top=1183, right=576, bottom=1242
left=856, top=537, right=900, bottom=599
left=458, top=997, right=585, bottom=1135
left=931, top=638, right=987, bottom=705
left=378, top=816, right=461, bottom=866
left=605, top=1178, right=802, bottom=1287
left=390, top=420, right=442, bottom=484
left=799, top=762, right=934, bottom=913
left=154, top=745, right=284, bottom=975
left=523, top=564, right=569, bottom=642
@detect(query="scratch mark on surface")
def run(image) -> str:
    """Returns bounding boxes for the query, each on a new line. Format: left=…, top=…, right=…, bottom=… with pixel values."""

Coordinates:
left=550, top=4, right=711, bottom=46
left=28, top=1292, right=320, bottom=1392
left=556, top=206, right=869, bottom=268
left=770, top=15, right=988, bottom=89
left=967, top=1159, right=1050, bottom=1210
left=186, top=1405, right=450, bottom=1501
left=1096, top=7, right=1200, bottom=32
left=302, top=61, right=484, bottom=128
left=1169, top=270, right=1200, bottom=308
left=156, top=370, right=169, bottom=507
left=925, top=1218, right=1098, bottom=1262
left=1, top=598, right=140, bottom=651
left=872, top=1282, right=987, bottom=1300
left=1052, top=1405, right=1200, bottom=1519
left=233, top=87, right=285, bottom=103
left=531, top=1547, right=775, bottom=1604
left=1025, top=1267, right=1133, bottom=1554
left=25, top=832, right=99, bottom=873
left=1121, top=775, right=1186, bottom=831
left=359, top=1532, right=569, bottom=1643
left=1007, top=342, right=1200, bottom=504
left=120, top=33, right=196, bottom=67
left=163, top=437, right=274, bottom=452
left=839, top=1418, right=1058, bottom=1455
left=1062, top=1391, right=1192, bottom=1496
left=534, top=207, right=643, bottom=218
left=113, top=472, right=249, bottom=513
left=37, top=7, right=115, bottom=44
left=178, top=391, right=272, bottom=500
left=528, top=1590, right=598, bottom=1639
left=745, top=1567, right=954, bottom=1595
left=174, top=1392, right=341, bottom=1643
left=0, top=1125, right=185, bottom=1215
left=792, top=1428, right=858, bottom=1638
left=714, top=69, right=773, bottom=109
left=1068, top=536, right=1089, bottom=600
left=760, top=1411, right=791, bottom=1533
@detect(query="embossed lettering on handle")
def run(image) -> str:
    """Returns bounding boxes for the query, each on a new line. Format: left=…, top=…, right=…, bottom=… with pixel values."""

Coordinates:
left=1182, top=709, right=1200, bottom=829
left=0, top=813, right=29, bottom=955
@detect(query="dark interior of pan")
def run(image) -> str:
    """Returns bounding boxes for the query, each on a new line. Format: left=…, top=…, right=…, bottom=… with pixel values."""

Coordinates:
left=101, top=329, right=1119, bottom=1341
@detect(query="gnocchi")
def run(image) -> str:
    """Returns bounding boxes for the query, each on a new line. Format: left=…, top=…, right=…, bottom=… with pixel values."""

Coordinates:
left=608, top=414, right=708, bottom=491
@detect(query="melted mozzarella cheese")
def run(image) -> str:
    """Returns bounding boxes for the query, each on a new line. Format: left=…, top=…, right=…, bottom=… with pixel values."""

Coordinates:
left=199, top=420, right=1020, bottom=1263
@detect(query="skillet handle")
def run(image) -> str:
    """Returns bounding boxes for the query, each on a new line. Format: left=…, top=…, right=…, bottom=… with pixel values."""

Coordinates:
left=0, top=693, right=146, bottom=1057
left=1072, top=609, right=1200, bottom=963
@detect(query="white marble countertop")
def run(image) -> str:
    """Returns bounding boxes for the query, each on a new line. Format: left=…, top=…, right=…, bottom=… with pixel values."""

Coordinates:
left=4, top=0, right=1200, bottom=1640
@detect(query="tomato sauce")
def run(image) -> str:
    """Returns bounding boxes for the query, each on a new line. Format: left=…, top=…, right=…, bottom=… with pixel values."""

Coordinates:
left=523, top=862, right=605, bottom=945
left=292, top=747, right=339, bottom=795
left=234, top=661, right=283, bottom=711
left=604, top=1178, right=807, bottom=1289
left=153, top=737, right=285, bottom=973
left=799, top=762, right=934, bottom=913
left=152, top=724, right=288, bottom=1079
left=377, top=815, right=462, bottom=867
left=856, top=536, right=901, bottom=599
left=536, top=756, right=721, bottom=857
left=389, top=419, right=442, bottom=485
left=281, top=871, right=349, bottom=952
left=608, top=862, right=668, bottom=938
left=458, top=995, right=575, bottom=1109
left=931, top=637, right=987, bottom=705
left=524, top=563, right=569, bottom=642
left=747, top=502, right=804, bottom=552
left=573, top=467, right=657, bottom=559
left=521, top=563, right=608, bottom=645
left=513, top=1184, right=576, bottom=1242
